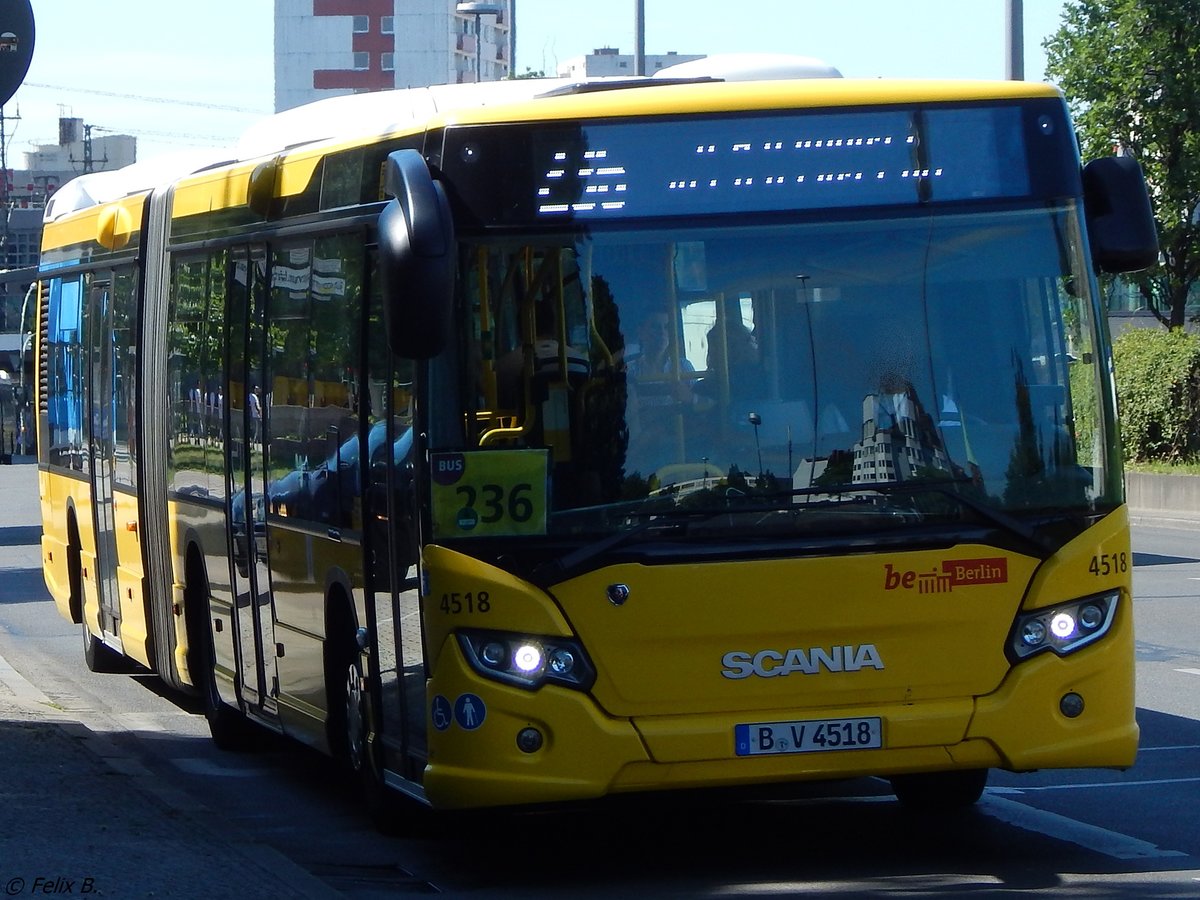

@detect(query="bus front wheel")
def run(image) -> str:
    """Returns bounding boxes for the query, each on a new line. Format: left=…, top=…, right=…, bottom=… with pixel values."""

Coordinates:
left=71, top=527, right=123, bottom=674
left=326, top=609, right=367, bottom=774
left=185, top=566, right=260, bottom=751
left=889, top=769, right=988, bottom=810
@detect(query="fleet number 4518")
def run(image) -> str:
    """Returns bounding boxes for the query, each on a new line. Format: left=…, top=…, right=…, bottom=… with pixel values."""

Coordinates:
left=440, top=591, right=491, bottom=614
left=1088, top=552, right=1128, bottom=577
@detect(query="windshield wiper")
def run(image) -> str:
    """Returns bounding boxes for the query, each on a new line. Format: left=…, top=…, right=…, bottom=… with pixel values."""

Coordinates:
left=531, top=478, right=1054, bottom=586
left=813, top=478, right=1056, bottom=556
left=530, top=505, right=731, bottom=586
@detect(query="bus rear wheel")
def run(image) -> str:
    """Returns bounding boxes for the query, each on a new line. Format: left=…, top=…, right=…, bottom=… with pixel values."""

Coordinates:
left=185, top=572, right=260, bottom=751
left=81, top=618, right=124, bottom=673
left=70, top=528, right=123, bottom=674
left=889, top=769, right=988, bottom=811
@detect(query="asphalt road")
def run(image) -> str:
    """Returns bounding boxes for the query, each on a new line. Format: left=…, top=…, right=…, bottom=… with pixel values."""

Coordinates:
left=2, top=456, right=1199, bottom=897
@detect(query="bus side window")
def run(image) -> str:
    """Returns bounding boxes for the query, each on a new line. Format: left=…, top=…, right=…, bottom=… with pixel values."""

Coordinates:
left=266, top=235, right=364, bottom=528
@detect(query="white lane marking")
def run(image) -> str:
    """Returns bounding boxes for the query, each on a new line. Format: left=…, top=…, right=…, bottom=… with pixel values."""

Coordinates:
left=778, top=785, right=1185, bottom=861
left=1175, top=668, right=1200, bottom=676
left=980, top=795, right=1186, bottom=860
left=781, top=788, right=1185, bottom=861
left=1139, top=744, right=1200, bottom=752
left=993, top=776, right=1200, bottom=792
left=172, top=757, right=274, bottom=777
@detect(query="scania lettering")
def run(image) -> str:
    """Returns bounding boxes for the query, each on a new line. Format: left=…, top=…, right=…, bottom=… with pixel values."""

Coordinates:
left=37, top=58, right=1156, bottom=819
left=722, top=645, right=886, bottom=679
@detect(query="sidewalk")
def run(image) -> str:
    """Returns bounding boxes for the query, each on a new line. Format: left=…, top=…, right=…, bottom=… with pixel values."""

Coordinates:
left=0, top=456, right=339, bottom=900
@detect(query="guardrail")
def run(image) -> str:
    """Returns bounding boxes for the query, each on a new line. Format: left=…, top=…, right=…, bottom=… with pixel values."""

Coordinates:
left=1126, top=471, right=1200, bottom=526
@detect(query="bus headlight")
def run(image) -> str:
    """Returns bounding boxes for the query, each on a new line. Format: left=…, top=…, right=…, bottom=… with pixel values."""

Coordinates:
left=1009, top=591, right=1119, bottom=660
left=458, top=630, right=596, bottom=691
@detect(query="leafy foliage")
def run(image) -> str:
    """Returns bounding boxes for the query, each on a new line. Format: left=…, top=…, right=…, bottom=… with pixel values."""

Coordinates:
left=1112, top=327, right=1200, bottom=461
left=1044, top=0, right=1200, bottom=328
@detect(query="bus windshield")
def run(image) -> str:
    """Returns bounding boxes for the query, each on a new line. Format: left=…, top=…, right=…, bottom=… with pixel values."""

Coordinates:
left=430, top=201, right=1109, bottom=550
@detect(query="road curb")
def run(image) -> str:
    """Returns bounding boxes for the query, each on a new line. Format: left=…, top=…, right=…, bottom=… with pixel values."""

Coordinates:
left=0, top=646, right=342, bottom=900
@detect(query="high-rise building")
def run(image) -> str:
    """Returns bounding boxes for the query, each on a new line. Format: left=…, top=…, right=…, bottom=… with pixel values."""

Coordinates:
left=556, top=48, right=705, bottom=80
left=274, top=0, right=511, bottom=113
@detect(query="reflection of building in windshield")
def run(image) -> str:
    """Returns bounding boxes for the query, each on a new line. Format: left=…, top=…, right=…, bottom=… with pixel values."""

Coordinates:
left=789, top=385, right=953, bottom=491
left=852, top=385, right=950, bottom=484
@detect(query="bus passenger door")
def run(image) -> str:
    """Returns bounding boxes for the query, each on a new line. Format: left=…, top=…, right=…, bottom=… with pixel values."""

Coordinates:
left=225, top=247, right=278, bottom=717
left=363, top=271, right=426, bottom=782
left=85, top=277, right=122, bottom=648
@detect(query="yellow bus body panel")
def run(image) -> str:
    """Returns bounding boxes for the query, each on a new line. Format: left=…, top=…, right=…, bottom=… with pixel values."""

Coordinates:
left=114, top=490, right=151, bottom=668
left=422, top=509, right=1134, bottom=809
left=41, top=192, right=146, bottom=258
left=423, top=641, right=649, bottom=809
left=165, top=80, right=1062, bottom=219
left=432, top=79, right=1062, bottom=130
left=170, top=162, right=260, bottom=221
left=39, top=468, right=76, bottom=623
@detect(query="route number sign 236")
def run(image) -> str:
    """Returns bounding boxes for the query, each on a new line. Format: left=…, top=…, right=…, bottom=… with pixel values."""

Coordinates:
left=430, top=450, right=549, bottom=538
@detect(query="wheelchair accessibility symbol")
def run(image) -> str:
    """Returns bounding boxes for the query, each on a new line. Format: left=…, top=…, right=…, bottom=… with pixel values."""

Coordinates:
left=431, top=695, right=452, bottom=731
left=431, top=693, right=486, bottom=732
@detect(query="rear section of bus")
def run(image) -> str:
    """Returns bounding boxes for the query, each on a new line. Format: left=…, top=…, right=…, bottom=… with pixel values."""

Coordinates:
left=38, top=184, right=154, bottom=672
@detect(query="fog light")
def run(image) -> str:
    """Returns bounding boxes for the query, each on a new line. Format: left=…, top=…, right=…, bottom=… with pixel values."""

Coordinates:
left=480, top=641, right=507, bottom=667
left=1022, top=620, right=1047, bottom=647
left=516, top=727, right=544, bottom=753
left=1060, top=692, right=1085, bottom=718
left=548, top=647, right=576, bottom=676
left=1079, top=604, right=1104, bottom=630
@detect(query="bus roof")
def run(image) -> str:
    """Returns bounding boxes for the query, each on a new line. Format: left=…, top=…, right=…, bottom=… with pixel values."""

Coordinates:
left=38, top=55, right=844, bottom=224
left=43, top=56, right=1060, bottom=226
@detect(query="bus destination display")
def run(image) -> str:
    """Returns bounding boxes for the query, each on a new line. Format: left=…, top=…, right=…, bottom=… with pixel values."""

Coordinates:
left=530, top=107, right=1032, bottom=219
left=441, top=103, right=1065, bottom=226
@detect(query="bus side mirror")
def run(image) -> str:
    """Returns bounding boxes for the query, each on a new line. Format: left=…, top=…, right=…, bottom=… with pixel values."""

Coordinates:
left=1082, top=156, right=1159, bottom=274
left=379, top=149, right=455, bottom=359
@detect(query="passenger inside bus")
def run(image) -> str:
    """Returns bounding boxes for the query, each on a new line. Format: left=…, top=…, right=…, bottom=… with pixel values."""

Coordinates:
left=703, top=317, right=760, bottom=420
left=624, top=310, right=697, bottom=474
left=494, top=298, right=589, bottom=411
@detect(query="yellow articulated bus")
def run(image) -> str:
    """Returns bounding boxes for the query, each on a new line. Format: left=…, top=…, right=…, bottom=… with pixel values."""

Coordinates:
left=38, top=62, right=1158, bottom=816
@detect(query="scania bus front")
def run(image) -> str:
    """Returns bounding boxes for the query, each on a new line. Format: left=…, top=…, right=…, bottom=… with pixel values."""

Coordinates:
left=379, top=80, right=1157, bottom=810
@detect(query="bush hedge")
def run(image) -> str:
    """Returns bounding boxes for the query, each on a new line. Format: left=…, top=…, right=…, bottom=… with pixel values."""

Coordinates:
left=1112, top=328, right=1200, bottom=463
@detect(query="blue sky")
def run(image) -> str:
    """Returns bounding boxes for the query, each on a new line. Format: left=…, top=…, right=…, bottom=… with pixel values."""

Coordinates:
left=8, top=1, right=1068, bottom=158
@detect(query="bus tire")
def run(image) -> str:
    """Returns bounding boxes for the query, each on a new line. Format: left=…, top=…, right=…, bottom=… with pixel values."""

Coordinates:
left=185, top=561, right=261, bottom=751
left=331, top=633, right=367, bottom=777
left=355, top=686, right=414, bottom=834
left=82, top=619, right=125, bottom=673
left=326, top=615, right=367, bottom=775
left=70, top=519, right=123, bottom=674
left=889, top=769, right=988, bottom=810
left=326, top=602, right=420, bottom=835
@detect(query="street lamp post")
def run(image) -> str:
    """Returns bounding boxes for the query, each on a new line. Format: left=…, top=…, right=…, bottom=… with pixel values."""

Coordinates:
left=1005, top=0, right=1024, bottom=80
left=456, top=1, right=504, bottom=83
left=634, top=0, right=645, bottom=76
left=0, top=369, right=11, bottom=465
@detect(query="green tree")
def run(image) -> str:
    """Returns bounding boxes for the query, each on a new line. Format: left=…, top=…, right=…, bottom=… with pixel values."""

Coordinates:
left=1044, top=0, right=1200, bottom=329
left=1111, top=327, right=1200, bottom=461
